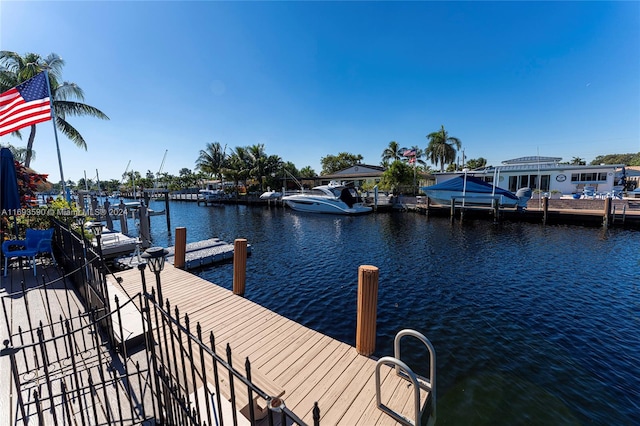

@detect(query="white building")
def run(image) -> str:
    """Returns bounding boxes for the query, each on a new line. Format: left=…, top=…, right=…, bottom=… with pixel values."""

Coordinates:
left=434, top=156, right=626, bottom=195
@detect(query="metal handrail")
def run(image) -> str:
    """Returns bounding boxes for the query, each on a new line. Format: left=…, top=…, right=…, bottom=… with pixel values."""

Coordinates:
left=375, top=329, right=436, bottom=426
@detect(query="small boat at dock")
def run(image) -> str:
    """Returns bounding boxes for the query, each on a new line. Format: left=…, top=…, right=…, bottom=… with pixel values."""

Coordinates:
left=282, top=181, right=372, bottom=215
left=197, top=189, right=225, bottom=203
left=259, top=191, right=282, bottom=200
left=421, top=175, right=521, bottom=207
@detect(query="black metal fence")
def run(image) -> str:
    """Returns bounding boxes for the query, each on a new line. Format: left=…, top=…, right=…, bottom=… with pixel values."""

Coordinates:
left=1, top=218, right=318, bottom=425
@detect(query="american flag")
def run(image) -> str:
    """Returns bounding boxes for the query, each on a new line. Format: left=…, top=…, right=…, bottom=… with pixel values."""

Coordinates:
left=403, top=148, right=416, bottom=157
left=0, top=72, right=52, bottom=136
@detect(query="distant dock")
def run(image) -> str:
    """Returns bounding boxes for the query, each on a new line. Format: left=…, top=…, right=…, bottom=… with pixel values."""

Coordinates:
left=116, top=238, right=250, bottom=270
left=411, top=196, right=640, bottom=229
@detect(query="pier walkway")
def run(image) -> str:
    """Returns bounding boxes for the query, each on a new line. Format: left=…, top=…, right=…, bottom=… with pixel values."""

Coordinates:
left=114, top=264, right=430, bottom=425
left=1, top=246, right=431, bottom=424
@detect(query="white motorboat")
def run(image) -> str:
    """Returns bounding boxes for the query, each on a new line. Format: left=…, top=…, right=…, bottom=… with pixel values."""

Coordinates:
left=197, top=189, right=225, bottom=203
left=259, top=191, right=282, bottom=200
left=119, top=201, right=165, bottom=216
left=281, top=182, right=372, bottom=215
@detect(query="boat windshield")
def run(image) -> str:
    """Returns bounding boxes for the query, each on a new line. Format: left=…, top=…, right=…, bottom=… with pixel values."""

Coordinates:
left=309, top=188, right=335, bottom=197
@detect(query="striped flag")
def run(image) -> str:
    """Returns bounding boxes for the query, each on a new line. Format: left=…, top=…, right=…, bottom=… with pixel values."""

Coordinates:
left=403, top=148, right=416, bottom=157
left=0, top=72, right=52, bottom=136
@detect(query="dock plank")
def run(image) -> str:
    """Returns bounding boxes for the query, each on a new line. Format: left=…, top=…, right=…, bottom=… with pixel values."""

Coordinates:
left=112, top=263, right=432, bottom=425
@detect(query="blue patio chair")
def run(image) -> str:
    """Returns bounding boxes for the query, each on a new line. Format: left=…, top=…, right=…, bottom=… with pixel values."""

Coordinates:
left=582, top=186, right=597, bottom=199
left=2, top=228, right=55, bottom=277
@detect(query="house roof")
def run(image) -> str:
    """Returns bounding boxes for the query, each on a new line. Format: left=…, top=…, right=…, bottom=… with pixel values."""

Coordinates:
left=319, top=164, right=385, bottom=180
left=502, top=156, right=562, bottom=165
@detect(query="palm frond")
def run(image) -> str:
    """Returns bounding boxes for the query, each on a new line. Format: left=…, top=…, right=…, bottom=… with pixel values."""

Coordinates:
left=55, top=117, right=88, bottom=149
left=54, top=82, right=84, bottom=101
left=54, top=100, right=109, bottom=120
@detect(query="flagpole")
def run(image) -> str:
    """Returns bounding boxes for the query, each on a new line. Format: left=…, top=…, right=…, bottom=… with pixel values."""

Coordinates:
left=43, top=70, right=69, bottom=202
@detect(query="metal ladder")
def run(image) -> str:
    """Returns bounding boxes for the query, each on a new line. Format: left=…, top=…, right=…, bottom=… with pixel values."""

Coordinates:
left=611, top=204, right=626, bottom=225
left=375, top=329, right=436, bottom=426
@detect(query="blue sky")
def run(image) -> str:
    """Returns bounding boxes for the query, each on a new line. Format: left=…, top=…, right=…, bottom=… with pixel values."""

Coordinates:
left=1, top=1, right=638, bottom=183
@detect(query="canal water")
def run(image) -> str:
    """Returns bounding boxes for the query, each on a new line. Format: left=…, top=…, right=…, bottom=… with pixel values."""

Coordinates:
left=119, top=200, right=639, bottom=425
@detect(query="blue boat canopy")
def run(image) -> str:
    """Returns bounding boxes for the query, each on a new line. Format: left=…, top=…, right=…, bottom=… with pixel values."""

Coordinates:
left=421, top=175, right=519, bottom=200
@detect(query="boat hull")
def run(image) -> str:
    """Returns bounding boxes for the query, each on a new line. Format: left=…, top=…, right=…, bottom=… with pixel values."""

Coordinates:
left=283, top=197, right=372, bottom=215
left=259, top=191, right=282, bottom=200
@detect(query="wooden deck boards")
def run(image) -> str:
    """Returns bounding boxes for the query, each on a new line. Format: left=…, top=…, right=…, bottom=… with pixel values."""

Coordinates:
left=2, top=255, right=431, bottom=425
left=115, top=264, right=431, bottom=425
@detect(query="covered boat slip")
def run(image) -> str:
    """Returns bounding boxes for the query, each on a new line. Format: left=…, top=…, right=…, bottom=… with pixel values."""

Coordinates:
left=114, top=264, right=433, bottom=425
left=421, top=175, right=522, bottom=207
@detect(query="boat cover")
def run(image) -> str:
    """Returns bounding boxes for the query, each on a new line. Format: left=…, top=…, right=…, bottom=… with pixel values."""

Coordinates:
left=421, top=175, right=519, bottom=200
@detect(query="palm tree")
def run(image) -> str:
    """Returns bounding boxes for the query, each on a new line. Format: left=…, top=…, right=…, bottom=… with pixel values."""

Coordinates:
left=263, top=154, right=284, bottom=190
left=224, top=146, right=251, bottom=190
left=425, top=125, right=461, bottom=172
left=247, top=144, right=268, bottom=190
left=381, top=141, right=404, bottom=166
left=0, top=51, right=109, bottom=167
left=196, top=142, right=227, bottom=183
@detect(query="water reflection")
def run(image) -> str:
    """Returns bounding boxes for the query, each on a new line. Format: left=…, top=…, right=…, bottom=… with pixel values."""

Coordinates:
left=115, top=202, right=639, bottom=424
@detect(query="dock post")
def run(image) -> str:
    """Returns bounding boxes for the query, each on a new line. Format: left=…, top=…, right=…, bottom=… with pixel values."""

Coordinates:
left=603, top=197, right=611, bottom=229
left=450, top=198, right=455, bottom=222
left=542, top=196, right=549, bottom=225
left=425, top=196, right=430, bottom=217
left=119, top=200, right=128, bottom=235
left=174, top=227, right=186, bottom=269
left=356, top=265, right=379, bottom=356
left=139, top=204, right=151, bottom=249
left=492, top=198, right=499, bottom=224
left=233, top=238, right=248, bottom=296
left=164, top=192, right=171, bottom=235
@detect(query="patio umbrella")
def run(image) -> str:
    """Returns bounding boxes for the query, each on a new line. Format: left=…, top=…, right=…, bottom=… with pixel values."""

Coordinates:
left=0, top=147, right=21, bottom=238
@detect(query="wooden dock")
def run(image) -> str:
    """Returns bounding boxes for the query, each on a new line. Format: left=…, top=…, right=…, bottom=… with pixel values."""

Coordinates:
left=116, top=238, right=251, bottom=270
left=2, top=227, right=431, bottom=425
left=413, top=197, right=640, bottom=228
left=114, top=264, right=431, bottom=425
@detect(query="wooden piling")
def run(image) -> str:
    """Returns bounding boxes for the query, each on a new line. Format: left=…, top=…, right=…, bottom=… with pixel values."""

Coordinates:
left=139, top=204, right=151, bottom=249
left=603, top=197, right=611, bottom=229
left=356, top=265, right=379, bottom=356
left=542, top=196, right=549, bottom=225
left=174, top=227, right=187, bottom=269
left=450, top=198, right=456, bottom=222
left=164, top=193, right=171, bottom=235
left=119, top=200, right=128, bottom=235
left=233, top=238, right=248, bottom=296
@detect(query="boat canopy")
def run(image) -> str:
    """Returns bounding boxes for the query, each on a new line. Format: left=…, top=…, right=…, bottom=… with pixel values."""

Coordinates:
left=421, top=175, right=519, bottom=200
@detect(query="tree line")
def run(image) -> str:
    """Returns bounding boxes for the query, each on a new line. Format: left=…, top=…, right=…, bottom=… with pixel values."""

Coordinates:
left=3, top=50, right=637, bottom=195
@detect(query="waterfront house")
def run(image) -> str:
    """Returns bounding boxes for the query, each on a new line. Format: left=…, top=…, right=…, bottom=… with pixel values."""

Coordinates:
left=315, top=164, right=434, bottom=190
left=316, top=164, right=386, bottom=188
left=434, top=156, right=626, bottom=196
